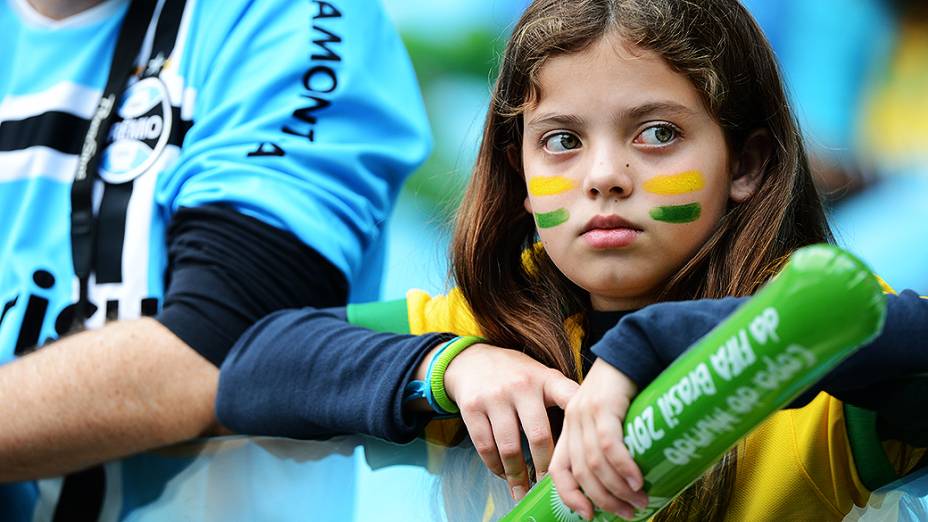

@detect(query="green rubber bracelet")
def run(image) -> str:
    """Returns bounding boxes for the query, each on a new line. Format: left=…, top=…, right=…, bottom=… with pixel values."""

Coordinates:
left=429, top=335, right=485, bottom=414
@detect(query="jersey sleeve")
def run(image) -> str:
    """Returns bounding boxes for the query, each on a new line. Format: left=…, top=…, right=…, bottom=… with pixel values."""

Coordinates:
left=155, top=0, right=431, bottom=286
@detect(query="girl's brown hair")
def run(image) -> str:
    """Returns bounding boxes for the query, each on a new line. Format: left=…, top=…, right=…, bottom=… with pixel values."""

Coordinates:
left=451, top=0, right=832, bottom=519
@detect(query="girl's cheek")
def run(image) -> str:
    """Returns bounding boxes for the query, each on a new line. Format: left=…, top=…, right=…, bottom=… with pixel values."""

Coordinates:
left=649, top=203, right=701, bottom=224
left=535, top=208, right=570, bottom=229
left=642, top=170, right=705, bottom=225
left=528, top=175, right=576, bottom=197
left=528, top=175, right=577, bottom=229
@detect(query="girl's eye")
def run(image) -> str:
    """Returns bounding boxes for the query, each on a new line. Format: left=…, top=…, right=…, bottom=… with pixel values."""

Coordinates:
left=543, top=132, right=582, bottom=153
left=635, top=124, right=679, bottom=146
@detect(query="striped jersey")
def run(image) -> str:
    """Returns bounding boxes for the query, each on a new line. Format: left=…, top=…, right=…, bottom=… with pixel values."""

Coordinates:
left=0, top=0, right=430, bottom=518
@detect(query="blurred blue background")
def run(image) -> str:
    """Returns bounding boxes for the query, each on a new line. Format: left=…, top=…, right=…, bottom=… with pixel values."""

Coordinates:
left=380, top=0, right=928, bottom=298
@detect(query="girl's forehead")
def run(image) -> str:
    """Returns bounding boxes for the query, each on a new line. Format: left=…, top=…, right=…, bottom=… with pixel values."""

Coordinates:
left=529, top=35, right=706, bottom=119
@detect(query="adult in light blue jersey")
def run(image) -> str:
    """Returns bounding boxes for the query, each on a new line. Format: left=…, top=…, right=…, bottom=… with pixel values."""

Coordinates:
left=0, top=0, right=430, bottom=518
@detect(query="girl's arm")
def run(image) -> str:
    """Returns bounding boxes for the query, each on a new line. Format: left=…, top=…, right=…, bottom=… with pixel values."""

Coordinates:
left=217, top=307, right=450, bottom=442
left=552, top=289, right=928, bottom=519
left=592, top=290, right=928, bottom=407
left=216, top=306, right=578, bottom=501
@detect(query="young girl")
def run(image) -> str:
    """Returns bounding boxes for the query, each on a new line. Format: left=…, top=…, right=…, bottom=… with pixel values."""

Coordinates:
left=216, top=0, right=924, bottom=520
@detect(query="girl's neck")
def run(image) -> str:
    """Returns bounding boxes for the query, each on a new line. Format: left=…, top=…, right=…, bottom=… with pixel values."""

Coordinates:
left=27, top=0, right=105, bottom=20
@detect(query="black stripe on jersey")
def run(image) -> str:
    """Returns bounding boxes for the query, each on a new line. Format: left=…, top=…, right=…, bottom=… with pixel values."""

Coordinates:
left=150, top=0, right=187, bottom=65
left=0, top=106, right=191, bottom=154
left=53, top=466, right=106, bottom=522
left=172, top=109, right=193, bottom=146
left=0, top=111, right=88, bottom=154
left=95, top=182, right=135, bottom=284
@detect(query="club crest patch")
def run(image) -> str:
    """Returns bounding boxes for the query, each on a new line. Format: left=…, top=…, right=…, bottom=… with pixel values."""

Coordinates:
left=99, top=76, right=172, bottom=184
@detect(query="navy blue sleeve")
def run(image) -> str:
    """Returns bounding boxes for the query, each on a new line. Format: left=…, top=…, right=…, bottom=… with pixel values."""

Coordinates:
left=591, top=297, right=746, bottom=388
left=591, top=291, right=928, bottom=407
left=216, top=307, right=452, bottom=443
left=156, top=205, right=348, bottom=366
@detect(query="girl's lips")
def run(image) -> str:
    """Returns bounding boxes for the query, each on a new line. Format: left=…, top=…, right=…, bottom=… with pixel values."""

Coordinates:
left=581, top=214, right=642, bottom=248
left=582, top=228, right=639, bottom=248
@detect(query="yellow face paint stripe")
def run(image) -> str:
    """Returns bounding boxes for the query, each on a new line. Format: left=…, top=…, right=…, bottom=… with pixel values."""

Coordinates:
left=642, top=170, right=705, bottom=195
left=528, top=176, right=576, bottom=196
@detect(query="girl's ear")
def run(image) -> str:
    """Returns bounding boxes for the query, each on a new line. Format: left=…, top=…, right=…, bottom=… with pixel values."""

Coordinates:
left=506, top=144, right=534, bottom=213
left=730, top=129, right=771, bottom=203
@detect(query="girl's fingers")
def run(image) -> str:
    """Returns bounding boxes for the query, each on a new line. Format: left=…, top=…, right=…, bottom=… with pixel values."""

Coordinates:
left=550, top=426, right=594, bottom=520
left=571, top=408, right=636, bottom=520
left=514, top=394, right=554, bottom=481
left=597, top=411, right=646, bottom=500
left=486, top=406, right=530, bottom=500
left=583, top=409, right=648, bottom=512
left=566, top=411, right=601, bottom=520
left=460, top=408, right=504, bottom=478
left=542, top=372, right=579, bottom=409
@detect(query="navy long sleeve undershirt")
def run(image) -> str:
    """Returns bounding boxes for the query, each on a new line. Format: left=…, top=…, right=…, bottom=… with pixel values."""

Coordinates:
left=217, top=307, right=452, bottom=442
left=156, top=205, right=348, bottom=366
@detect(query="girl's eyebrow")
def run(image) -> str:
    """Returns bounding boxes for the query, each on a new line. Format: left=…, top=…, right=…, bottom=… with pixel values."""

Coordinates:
left=622, top=101, right=696, bottom=121
left=526, top=113, right=585, bottom=132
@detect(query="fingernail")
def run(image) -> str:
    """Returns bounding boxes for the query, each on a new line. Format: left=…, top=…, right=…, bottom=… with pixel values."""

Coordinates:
left=512, top=485, right=527, bottom=500
left=621, top=506, right=635, bottom=519
left=631, top=495, right=649, bottom=510
left=626, top=475, right=643, bottom=491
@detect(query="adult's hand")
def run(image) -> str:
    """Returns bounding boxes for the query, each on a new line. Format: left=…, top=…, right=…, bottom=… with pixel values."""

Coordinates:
left=441, top=343, right=578, bottom=501
left=549, top=358, right=647, bottom=520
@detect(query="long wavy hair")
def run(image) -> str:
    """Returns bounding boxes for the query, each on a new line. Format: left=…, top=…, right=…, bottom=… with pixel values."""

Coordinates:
left=450, top=0, right=832, bottom=519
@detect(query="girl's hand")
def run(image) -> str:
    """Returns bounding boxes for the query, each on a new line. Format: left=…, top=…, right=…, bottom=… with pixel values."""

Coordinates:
left=442, top=343, right=579, bottom=501
left=549, top=359, right=648, bottom=520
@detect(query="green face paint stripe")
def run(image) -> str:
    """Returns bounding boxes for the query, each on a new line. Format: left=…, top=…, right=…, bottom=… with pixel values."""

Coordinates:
left=650, top=202, right=701, bottom=223
left=535, top=208, right=569, bottom=228
left=528, top=176, right=576, bottom=196
left=642, top=170, right=705, bottom=195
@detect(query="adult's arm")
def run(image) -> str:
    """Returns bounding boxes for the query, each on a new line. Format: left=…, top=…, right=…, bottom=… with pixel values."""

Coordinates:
left=591, top=290, right=928, bottom=407
left=0, top=206, right=347, bottom=481
left=0, top=319, right=215, bottom=480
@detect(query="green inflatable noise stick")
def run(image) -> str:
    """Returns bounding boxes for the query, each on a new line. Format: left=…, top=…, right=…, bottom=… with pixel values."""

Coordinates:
left=500, top=244, right=887, bottom=522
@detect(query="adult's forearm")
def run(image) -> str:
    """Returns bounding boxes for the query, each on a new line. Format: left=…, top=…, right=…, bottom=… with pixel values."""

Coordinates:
left=0, top=318, right=219, bottom=481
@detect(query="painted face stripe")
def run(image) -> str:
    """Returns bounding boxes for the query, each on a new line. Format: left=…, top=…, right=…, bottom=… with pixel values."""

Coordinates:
left=642, top=170, right=705, bottom=195
left=528, top=176, right=576, bottom=196
left=650, top=202, right=701, bottom=223
left=535, top=208, right=570, bottom=228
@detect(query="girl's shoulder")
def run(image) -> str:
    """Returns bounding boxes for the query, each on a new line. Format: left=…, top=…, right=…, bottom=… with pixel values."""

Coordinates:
left=727, top=393, right=924, bottom=521
left=346, top=288, right=483, bottom=337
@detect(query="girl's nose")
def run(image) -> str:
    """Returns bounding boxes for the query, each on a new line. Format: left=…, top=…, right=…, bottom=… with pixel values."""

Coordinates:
left=583, top=148, right=633, bottom=198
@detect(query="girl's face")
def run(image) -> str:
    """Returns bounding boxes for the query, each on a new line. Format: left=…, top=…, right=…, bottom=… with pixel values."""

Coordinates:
left=521, top=35, right=760, bottom=311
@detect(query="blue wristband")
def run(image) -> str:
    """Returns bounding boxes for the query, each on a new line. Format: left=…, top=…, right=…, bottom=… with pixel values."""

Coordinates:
left=404, top=337, right=459, bottom=415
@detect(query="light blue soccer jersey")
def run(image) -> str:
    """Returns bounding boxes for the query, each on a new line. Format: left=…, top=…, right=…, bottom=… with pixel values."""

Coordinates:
left=0, top=0, right=430, bottom=360
left=0, top=0, right=430, bottom=518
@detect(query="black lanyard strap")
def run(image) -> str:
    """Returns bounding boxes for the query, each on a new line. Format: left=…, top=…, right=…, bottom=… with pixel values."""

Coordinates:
left=69, top=0, right=157, bottom=328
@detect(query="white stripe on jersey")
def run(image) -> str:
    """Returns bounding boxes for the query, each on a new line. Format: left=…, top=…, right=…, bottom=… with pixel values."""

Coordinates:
left=32, top=478, right=63, bottom=522
left=0, top=81, right=101, bottom=122
left=82, top=144, right=180, bottom=328
left=0, top=147, right=77, bottom=184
